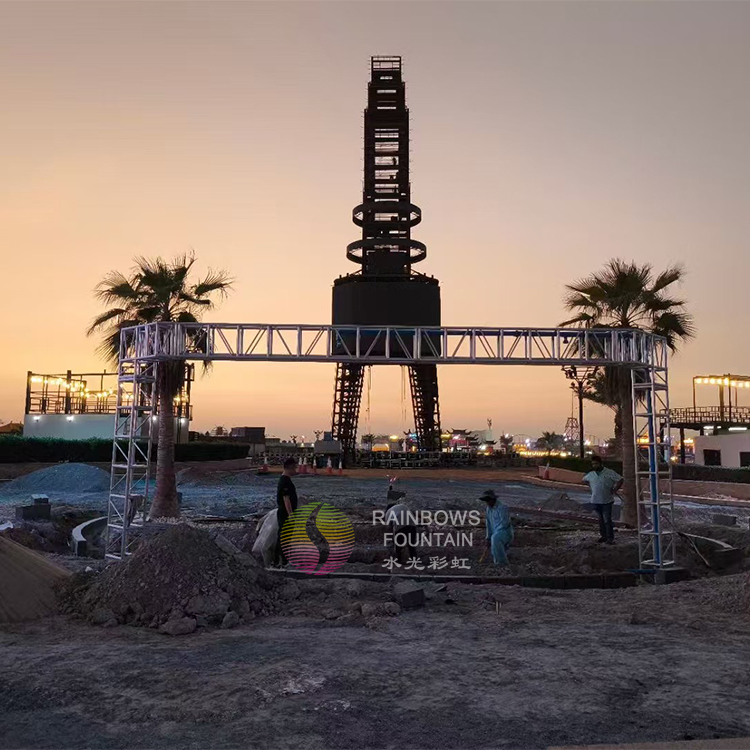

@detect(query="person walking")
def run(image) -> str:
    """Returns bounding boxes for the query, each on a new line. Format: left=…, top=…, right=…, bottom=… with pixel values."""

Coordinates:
left=480, top=489, right=514, bottom=566
left=274, top=456, right=299, bottom=566
left=582, top=455, right=623, bottom=545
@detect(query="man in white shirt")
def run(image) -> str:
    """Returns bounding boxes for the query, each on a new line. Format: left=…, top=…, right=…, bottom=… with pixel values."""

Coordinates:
left=583, top=455, right=623, bottom=545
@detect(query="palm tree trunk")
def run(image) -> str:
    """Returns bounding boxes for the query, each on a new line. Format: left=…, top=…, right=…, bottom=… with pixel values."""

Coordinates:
left=150, top=364, right=179, bottom=519
left=619, top=379, right=638, bottom=527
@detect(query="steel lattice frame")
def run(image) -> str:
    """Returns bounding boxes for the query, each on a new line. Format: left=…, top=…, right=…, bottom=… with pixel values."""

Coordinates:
left=106, top=322, right=674, bottom=570
left=633, top=348, right=674, bottom=568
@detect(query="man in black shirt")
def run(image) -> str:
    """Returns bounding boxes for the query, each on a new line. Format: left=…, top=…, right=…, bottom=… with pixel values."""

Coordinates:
left=275, top=456, right=299, bottom=566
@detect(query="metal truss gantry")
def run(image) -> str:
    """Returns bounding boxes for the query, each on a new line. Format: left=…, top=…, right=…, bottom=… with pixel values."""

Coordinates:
left=633, top=354, right=674, bottom=569
left=106, top=322, right=674, bottom=571
left=106, top=358, right=155, bottom=560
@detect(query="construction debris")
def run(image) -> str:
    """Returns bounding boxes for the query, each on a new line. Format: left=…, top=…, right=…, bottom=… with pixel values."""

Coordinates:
left=0, top=536, right=71, bottom=623
left=60, top=525, right=278, bottom=633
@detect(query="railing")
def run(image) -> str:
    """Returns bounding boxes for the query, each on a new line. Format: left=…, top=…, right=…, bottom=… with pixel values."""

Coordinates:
left=669, top=406, right=750, bottom=426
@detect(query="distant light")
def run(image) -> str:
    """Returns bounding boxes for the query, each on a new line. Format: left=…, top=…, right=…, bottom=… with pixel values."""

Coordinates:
left=703, top=425, right=715, bottom=430
left=33, top=416, right=40, bottom=421
left=729, top=427, right=748, bottom=432
left=66, top=416, right=74, bottom=422
left=709, top=379, right=716, bottom=385
left=389, top=435, right=399, bottom=440
left=724, top=378, right=730, bottom=386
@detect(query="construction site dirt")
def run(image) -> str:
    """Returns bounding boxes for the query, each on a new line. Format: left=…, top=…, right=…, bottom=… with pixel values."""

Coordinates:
left=3, top=573, right=750, bottom=749
left=3, top=465, right=750, bottom=749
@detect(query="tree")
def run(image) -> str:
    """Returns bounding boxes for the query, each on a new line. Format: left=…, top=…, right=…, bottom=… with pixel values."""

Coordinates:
left=88, top=254, right=232, bottom=519
left=536, top=431, right=563, bottom=456
left=499, top=434, right=514, bottom=455
left=581, top=370, right=622, bottom=451
left=561, top=259, right=694, bottom=526
left=361, top=434, right=375, bottom=451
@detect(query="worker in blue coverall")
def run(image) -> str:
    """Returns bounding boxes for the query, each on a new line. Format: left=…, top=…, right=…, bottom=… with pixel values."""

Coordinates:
left=481, top=489, right=514, bottom=566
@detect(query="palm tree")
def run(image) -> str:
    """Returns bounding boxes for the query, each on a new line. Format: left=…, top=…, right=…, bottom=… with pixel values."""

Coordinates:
left=581, top=370, right=623, bottom=450
left=536, top=431, right=562, bottom=456
left=361, top=433, right=375, bottom=451
left=561, top=259, right=694, bottom=525
left=499, top=434, right=514, bottom=455
left=88, top=254, right=232, bottom=519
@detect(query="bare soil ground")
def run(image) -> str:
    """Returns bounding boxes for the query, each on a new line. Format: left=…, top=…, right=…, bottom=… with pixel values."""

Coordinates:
left=3, top=576, right=750, bottom=750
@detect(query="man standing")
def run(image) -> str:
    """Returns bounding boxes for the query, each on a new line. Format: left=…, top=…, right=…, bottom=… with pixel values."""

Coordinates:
left=275, top=456, right=299, bottom=566
left=583, top=455, right=623, bottom=545
left=480, top=489, right=514, bottom=566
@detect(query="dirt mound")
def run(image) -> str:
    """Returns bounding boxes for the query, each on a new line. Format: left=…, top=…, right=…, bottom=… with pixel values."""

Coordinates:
left=538, top=492, right=585, bottom=513
left=177, top=467, right=260, bottom=488
left=60, top=524, right=278, bottom=632
left=663, top=571, right=750, bottom=616
left=0, top=537, right=71, bottom=622
left=1, top=463, right=110, bottom=494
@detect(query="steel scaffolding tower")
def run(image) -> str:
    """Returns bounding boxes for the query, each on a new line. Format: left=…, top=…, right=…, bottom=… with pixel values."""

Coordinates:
left=105, top=356, right=155, bottom=560
left=331, top=56, right=441, bottom=460
left=633, top=360, right=674, bottom=568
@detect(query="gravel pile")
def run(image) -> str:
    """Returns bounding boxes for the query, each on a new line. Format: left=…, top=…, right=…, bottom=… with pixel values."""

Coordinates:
left=1, top=464, right=110, bottom=495
left=60, top=525, right=281, bottom=634
left=537, top=492, right=586, bottom=512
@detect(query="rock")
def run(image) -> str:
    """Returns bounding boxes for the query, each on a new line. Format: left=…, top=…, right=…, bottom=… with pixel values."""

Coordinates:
left=248, top=599, right=263, bottom=614
left=169, top=606, right=185, bottom=620
left=221, top=611, right=240, bottom=629
left=91, top=608, right=117, bottom=626
left=393, top=581, right=425, bottom=610
left=186, top=591, right=230, bottom=618
left=345, top=580, right=363, bottom=597
left=195, top=615, right=208, bottom=628
left=160, top=617, right=198, bottom=636
left=336, top=612, right=359, bottom=625
left=382, top=602, right=401, bottom=616
left=361, top=602, right=383, bottom=618
left=103, top=618, right=119, bottom=628
left=323, top=609, right=340, bottom=620
left=278, top=581, right=301, bottom=601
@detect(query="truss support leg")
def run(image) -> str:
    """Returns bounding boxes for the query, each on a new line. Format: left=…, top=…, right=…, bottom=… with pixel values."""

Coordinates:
left=105, top=358, right=156, bottom=560
left=409, top=364, right=441, bottom=451
left=331, top=363, right=364, bottom=466
left=633, top=365, right=675, bottom=569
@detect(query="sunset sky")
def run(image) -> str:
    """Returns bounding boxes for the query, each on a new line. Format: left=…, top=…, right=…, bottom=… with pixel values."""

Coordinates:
left=1, top=1, right=749, bottom=441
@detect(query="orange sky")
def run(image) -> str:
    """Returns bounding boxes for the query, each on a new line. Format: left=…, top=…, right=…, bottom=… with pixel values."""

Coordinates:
left=1, top=1, right=750, bottom=440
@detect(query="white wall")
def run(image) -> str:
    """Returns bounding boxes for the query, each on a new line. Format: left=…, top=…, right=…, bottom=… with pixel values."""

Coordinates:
left=24, top=414, right=190, bottom=443
left=694, top=432, right=750, bottom=468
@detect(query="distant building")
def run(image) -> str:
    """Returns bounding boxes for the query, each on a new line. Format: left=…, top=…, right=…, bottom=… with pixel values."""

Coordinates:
left=694, top=433, right=750, bottom=469
left=0, top=422, right=22, bottom=435
left=23, top=369, right=192, bottom=443
left=230, top=426, right=266, bottom=456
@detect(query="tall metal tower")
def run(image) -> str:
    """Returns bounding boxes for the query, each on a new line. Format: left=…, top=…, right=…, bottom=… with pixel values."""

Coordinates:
left=331, top=56, right=441, bottom=461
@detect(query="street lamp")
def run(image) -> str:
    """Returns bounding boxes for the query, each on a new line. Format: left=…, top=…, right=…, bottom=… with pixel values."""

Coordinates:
left=562, top=366, right=599, bottom=459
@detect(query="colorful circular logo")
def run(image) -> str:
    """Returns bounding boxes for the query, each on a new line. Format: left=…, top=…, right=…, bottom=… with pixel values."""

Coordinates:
left=280, top=502, right=354, bottom=575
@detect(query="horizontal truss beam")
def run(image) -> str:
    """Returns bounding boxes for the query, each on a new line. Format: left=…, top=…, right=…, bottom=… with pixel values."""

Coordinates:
left=118, top=323, right=669, bottom=369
